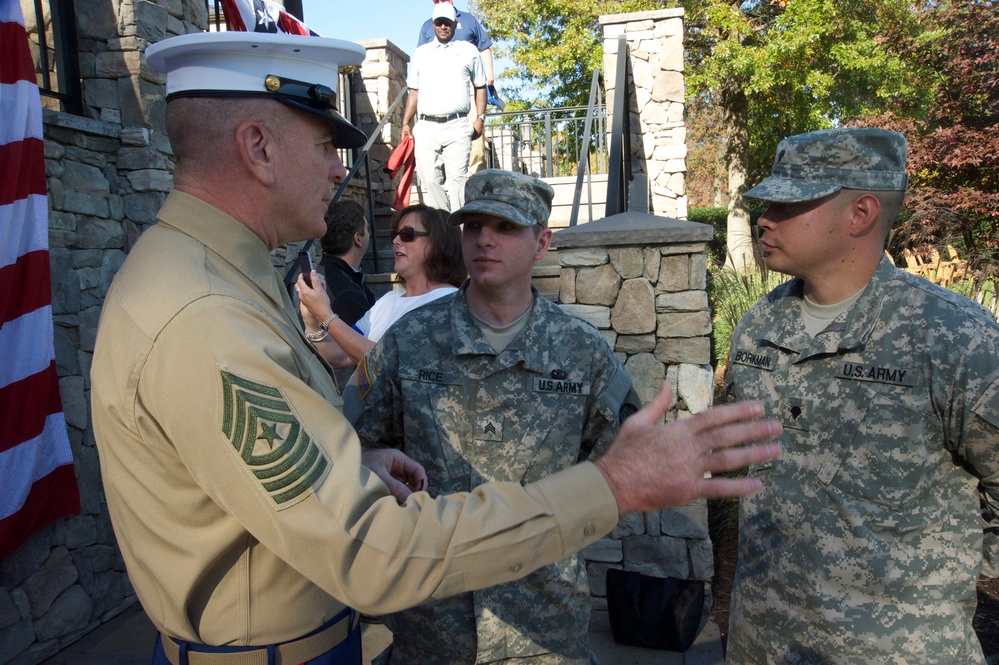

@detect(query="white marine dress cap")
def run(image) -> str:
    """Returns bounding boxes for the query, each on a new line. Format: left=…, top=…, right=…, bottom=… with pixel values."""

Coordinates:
left=145, top=31, right=368, bottom=148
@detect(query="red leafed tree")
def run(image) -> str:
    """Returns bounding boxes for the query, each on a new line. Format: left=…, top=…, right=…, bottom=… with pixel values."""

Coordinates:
left=860, top=0, right=999, bottom=281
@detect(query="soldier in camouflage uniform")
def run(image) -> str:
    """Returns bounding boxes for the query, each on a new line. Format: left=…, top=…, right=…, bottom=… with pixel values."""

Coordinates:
left=343, top=169, right=642, bottom=664
left=725, top=127, right=999, bottom=664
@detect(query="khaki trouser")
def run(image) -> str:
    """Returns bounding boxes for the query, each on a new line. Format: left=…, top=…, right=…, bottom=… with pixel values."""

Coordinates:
left=413, top=116, right=472, bottom=212
left=468, top=108, right=485, bottom=174
left=467, top=91, right=485, bottom=174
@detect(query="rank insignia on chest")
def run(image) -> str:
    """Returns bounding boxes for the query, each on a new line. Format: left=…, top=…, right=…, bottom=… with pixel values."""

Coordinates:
left=779, top=397, right=810, bottom=432
left=476, top=415, right=504, bottom=442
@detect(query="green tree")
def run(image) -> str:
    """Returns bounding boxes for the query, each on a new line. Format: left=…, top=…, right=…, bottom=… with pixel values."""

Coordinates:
left=474, top=0, right=937, bottom=271
left=856, top=0, right=999, bottom=288
left=686, top=0, right=935, bottom=270
left=686, top=94, right=728, bottom=208
left=472, top=0, right=661, bottom=106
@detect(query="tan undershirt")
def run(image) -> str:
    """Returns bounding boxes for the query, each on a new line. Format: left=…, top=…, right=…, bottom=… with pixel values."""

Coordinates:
left=800, top=287, right=866, bottom=337
left=470, top=301, right=533, bottom=353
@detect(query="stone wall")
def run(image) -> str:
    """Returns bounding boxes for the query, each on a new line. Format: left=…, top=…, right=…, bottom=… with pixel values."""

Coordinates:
left=354, top=39, right=408, bottom=214
left=2, top=4, right=204, bottom=663
left=1, top=3, right=383, bottom=663
left=600, top=9, right=688, bottom=219
left=556, top=212, right=715, bottom=630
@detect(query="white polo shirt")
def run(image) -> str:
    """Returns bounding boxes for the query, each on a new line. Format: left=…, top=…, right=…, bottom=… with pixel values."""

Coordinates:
left=407, top=39, right=485, bottom=116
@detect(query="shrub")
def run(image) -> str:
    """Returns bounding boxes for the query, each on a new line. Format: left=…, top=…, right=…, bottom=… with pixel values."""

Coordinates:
left=709, top=262, right=785, bottom=371
left=689, top=206, right=729, bottom=267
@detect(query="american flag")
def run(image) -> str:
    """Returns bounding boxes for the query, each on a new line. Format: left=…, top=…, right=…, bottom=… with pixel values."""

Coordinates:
left=219, top=0, right=319, bottom=36
left=0, top=0, right=79, bottom=559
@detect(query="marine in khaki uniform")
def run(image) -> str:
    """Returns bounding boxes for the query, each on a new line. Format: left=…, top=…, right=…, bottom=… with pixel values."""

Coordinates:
left=90, top=30, right=782, bottom=665
left=724, top=128, right=999, bottom=664
left=342, top=170, right=641, bottom=664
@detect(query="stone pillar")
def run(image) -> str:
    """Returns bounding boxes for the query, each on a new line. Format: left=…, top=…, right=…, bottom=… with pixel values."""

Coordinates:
left=553, top=212, right=714, bottom=630
left=600, top=9, right=687, bottom=219
left=354, top=39, right=409, bottom=212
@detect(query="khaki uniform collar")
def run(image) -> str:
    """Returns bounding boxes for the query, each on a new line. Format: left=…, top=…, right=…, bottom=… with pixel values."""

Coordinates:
left=158, top=191, right=289, bottom=312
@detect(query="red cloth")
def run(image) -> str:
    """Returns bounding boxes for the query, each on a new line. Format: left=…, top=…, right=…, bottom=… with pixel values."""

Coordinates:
left=384, top=134, right=416, bottom=210
left=0, top=0, right=80, bottom=559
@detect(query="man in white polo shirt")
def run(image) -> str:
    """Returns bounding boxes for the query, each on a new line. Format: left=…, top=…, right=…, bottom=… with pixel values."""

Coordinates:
left=401, top=1, right=486, bottom=211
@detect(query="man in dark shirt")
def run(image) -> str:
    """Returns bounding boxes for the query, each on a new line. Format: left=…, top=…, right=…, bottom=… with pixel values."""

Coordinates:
left=319, top=199, right=376, bottom=327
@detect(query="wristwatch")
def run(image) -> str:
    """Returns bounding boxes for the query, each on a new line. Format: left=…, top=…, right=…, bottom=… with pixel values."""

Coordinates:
left=477, top=114, right=486, bottom=121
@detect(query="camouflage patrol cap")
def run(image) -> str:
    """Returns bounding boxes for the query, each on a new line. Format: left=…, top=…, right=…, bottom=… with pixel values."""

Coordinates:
left=449, top=169, right=554, bottom=228
left=744, top=128, right=908, bottom=203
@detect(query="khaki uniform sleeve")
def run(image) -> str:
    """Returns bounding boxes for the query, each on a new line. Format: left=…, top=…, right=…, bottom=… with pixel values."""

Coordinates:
left=145, top=297, right=618, bottom=614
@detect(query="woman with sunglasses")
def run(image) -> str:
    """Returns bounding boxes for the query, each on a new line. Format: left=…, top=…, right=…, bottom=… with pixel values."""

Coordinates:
left=297, top=203, right=465, bottom=368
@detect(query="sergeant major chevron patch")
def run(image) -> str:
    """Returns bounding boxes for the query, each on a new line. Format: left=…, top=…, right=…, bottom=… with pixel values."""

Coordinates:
left=219, top=370, right=330, bottom=508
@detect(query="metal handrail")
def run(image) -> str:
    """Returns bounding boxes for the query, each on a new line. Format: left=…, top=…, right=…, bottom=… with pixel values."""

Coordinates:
left=284, top=85, right=410, bottom=288
left=569, top=69, right=603, bottom=227
left=484, top=104, right=608, bottom=178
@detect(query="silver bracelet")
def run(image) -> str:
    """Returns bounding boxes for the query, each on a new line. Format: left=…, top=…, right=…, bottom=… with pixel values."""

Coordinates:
left=306, top=312, right=338, bottom=342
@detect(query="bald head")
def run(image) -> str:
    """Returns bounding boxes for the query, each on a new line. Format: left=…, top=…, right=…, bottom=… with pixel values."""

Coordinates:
left=166, top=97, right=288, bottom=176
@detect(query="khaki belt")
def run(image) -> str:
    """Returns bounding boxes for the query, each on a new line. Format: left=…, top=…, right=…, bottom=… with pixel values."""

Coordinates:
left=159, top=610, right=357, bottom=665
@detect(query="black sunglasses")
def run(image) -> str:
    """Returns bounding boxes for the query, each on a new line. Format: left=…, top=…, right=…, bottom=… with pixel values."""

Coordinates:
left=391, top=226, right=430, bottom=242
left=433, top=18, right=454, bottom=27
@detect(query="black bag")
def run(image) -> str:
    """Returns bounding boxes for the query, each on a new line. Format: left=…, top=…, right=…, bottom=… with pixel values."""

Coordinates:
left=605, top=568, right=706, bottom=652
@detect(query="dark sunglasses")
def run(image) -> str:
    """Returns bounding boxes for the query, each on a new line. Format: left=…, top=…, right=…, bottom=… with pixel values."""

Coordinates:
left=433, top=18, right=454, bottom=27
left=391, top=226, right=430, bottom=242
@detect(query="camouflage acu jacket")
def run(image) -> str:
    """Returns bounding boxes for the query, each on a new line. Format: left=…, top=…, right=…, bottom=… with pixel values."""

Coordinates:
left=725, top=257, right=999, bottom=665
left=345, top=284, right=639, bottom=664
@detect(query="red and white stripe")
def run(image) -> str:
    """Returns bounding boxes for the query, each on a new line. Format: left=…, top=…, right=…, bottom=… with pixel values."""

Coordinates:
left=219, top=0, right=317, bottom=36
left=0, top=0, right=79, bottom=559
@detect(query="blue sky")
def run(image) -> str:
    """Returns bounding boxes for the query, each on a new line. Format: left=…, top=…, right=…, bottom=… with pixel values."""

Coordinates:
left=299, top=0, right=472, bottom=58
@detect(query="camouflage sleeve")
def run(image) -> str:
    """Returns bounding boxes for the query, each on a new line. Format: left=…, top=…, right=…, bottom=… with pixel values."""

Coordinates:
left=580, top=347, right=641, bottom=461
left=967, top=377, right=999, bottom=577
left=341, top=334, right=405, bottom=451
left=723, top=363, right=737, bottom=403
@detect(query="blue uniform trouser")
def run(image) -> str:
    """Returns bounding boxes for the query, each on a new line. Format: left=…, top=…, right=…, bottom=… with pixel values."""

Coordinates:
left=151, top=607, right=361, bottom=665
